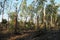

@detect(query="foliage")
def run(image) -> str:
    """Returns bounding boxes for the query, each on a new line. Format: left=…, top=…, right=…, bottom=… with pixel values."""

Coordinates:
left=0, top=0, right=60, bottom=32
left=1, top=19, right=7, bottom=24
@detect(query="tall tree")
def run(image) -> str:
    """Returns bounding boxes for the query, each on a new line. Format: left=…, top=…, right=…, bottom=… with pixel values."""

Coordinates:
left=20, top=0, right=28, bottom=27
left=46, top=0, right=59, bottom=29
left=28, top=4, right=34, bottom=26
left=1, top=0, right=7, bottom=21
left=14, top=0, right=20, bottom=34
left=32, top=0, right=47, bottom=30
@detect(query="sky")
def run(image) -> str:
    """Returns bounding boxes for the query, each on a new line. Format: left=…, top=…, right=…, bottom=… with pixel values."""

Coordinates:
left=0, top=0, right=60, bottom=22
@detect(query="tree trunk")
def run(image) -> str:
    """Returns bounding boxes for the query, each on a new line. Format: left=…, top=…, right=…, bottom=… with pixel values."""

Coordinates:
left=7, top=14, right=9, bottom=29
left=43, top=6, right=46, bottom=29
left=37, top=15, right=40, bottom=30
left=2, top=13, right=3, bottom=21
left=14, top=5, right=19, bottom=34
left=14, top=14, right=18, bottom=34
left=51, top=15, right=52, bottom=27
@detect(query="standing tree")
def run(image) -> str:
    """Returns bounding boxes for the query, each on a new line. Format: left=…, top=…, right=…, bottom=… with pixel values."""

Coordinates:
left=46, top=0, right=59, bottom=29
left=28, top=4, right=34, bottom=29
left=20, top=0, right=28, bottom=28
left=1, top=0, right=7, bottom=21
left=32, top=0, right=47, bottom=30
left=0, top=0, right=7, bottom=30
left=14, top=0, right=20, bottom=34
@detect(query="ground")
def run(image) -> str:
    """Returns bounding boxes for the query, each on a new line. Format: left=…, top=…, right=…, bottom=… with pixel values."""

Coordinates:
left=0, top=30, right=60, bottom=40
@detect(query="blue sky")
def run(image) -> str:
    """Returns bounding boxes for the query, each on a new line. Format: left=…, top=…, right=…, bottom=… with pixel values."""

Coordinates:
left=0, top=0, right=60, bottom=22
left=55, top=0, right=60, bottom=3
